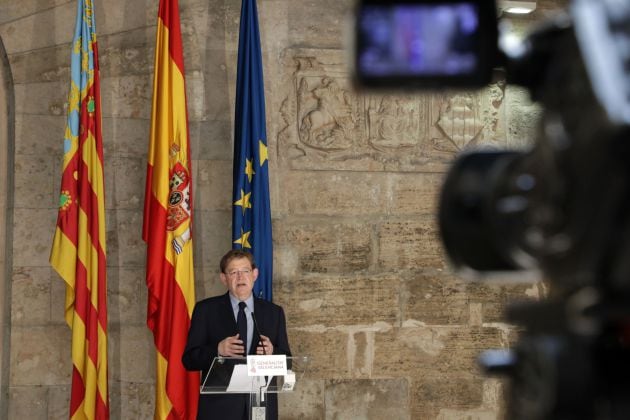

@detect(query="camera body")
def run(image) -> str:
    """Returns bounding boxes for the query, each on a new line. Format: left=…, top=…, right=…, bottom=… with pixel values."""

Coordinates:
left=355, top=0, right=630, bottom=418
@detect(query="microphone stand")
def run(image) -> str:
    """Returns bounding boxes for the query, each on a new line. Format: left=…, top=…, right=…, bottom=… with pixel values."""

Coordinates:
left=250, top=312, right=269, bottom=420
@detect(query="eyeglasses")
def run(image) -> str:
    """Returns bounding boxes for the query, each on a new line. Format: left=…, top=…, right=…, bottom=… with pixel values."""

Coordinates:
left=226, top=268, right=252, bottom=278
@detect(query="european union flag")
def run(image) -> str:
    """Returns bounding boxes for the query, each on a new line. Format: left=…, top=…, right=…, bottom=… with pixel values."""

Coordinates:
left=232, top=0, right=273, bottom=301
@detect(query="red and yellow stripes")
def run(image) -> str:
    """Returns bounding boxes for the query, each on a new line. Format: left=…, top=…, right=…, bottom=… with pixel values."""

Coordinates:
left=50, top=1, right=108, bottom=419
left=143, top=0, right=198, bottom=418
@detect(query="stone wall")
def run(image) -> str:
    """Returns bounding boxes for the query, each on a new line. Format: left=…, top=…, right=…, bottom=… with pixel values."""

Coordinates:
left=0, top=0, right=563, bottom=418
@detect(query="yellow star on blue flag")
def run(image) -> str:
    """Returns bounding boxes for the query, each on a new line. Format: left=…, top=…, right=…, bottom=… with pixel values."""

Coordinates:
left=233, top=229, right=252, bottom=249
left=234, top=189, right=252, bottom=215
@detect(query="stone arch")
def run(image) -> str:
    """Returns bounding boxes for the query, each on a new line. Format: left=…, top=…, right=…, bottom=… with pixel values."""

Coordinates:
left=0, top=35, right=14, bottom=420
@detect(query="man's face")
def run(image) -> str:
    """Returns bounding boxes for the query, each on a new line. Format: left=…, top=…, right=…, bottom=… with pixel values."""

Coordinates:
left=220, top=257, right=258, bottom=301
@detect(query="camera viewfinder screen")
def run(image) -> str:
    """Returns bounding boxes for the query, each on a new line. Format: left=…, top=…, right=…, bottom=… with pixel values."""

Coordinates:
left=357, top=3, right=481, bottom=78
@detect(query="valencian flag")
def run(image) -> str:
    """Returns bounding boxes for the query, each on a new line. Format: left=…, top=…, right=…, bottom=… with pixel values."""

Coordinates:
left=49, top=0, right=109, bottom=418
left=143, top=0, right=198, bottom=418
left=233, top=0, right=274, bottom=301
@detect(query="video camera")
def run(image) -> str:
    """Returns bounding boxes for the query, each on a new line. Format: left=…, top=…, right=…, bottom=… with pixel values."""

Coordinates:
left=355, top=0, right=630, bottom=418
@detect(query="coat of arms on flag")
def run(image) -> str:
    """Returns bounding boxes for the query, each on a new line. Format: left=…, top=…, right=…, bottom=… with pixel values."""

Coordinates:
left=167, top=161, right=191, bottom=231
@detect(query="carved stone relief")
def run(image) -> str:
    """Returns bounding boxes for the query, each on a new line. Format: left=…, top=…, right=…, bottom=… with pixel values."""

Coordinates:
left=367, top=94, right=425, bottom=150
left=275, top=48, right=507, bottom=172
left=297, top=76, right=359, bottom=151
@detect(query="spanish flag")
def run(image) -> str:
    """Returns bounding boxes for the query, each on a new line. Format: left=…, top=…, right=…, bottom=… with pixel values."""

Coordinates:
left=50, top=0, right=109, bottom=418
left=143, top=0, right=198, bottom=418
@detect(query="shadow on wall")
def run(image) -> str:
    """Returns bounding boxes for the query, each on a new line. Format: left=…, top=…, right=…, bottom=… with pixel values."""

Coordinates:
left=93, top=0, right=161, bottom=417
left=0, top=33, right=16, bottom=420
left=190, top=0, right=235, bottom=299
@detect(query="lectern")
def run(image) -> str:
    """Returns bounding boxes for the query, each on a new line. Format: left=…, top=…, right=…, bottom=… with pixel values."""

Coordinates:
left=201, top=355, right=309, bottom=420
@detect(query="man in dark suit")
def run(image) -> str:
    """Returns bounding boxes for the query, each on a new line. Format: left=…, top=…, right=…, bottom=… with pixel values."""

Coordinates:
left=182, top=249, right=291, bottom=420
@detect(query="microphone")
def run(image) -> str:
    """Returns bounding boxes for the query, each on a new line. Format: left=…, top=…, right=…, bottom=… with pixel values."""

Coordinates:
left=250, top=312, right=266, bottom=355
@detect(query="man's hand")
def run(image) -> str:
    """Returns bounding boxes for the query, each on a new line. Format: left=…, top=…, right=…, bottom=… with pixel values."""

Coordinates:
left=218, top=334, right=245, bottom=356
left=256, top=334, right=274, bottom=355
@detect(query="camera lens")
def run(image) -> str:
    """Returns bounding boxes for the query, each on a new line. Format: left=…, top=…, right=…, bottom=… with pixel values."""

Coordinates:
left=439, top=151, right=525, bottom=272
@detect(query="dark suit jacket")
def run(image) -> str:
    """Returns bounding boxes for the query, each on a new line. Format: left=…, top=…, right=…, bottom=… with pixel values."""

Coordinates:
left=182, top=293, right=291, bottom=420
